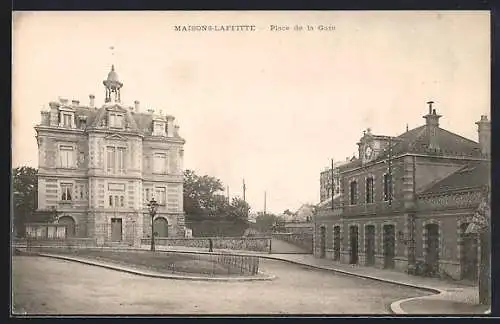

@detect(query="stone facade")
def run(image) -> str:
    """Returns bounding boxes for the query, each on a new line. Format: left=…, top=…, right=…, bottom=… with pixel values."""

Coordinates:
left=314, top=104, right=490, bottom=281
left=35, top=65, right=186, bottom=245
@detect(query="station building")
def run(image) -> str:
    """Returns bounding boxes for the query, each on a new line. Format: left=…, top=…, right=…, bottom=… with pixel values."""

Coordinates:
left=314, top=103, right=490, bottom=281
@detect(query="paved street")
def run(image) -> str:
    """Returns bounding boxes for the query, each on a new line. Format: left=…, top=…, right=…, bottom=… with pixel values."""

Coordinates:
left=270, top=238, right=310, bottom=254
left=12, top=256, right=429, bottom=315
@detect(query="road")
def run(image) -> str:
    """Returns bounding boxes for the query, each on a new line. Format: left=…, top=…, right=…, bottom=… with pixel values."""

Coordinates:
left=270, top=238, right=310, bottom=254
left=12, top=256, right=429, bottom=315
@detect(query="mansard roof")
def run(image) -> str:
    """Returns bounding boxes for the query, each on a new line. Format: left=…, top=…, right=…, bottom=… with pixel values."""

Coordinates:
left=420, top=161, right=490, bottom=195
left=87, top=104, right=139, bottom=131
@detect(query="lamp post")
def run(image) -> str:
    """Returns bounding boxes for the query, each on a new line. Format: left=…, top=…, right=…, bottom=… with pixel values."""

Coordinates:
left=147, top=198, right=159, bottom=252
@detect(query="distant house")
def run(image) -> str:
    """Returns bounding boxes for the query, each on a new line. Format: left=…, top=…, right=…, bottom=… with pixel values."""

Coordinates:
left=293, top=204, right=316, bottom=222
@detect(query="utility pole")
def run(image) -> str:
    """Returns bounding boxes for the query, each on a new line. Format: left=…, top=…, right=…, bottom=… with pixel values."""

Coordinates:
left=264, top=191, right=267, bottom=215
left=227, top=185, right=230, bottom=204
left=387, top=136, right=393, bottom=206
left=243, top=179, right=248, bottom=218
left=243, top=179, right=246, bottom=202
left=331, top=158, right=335, bottom=210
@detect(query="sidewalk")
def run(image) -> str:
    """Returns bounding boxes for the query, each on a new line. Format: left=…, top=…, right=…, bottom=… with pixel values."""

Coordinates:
left=153, top=246, right=485, bottom=315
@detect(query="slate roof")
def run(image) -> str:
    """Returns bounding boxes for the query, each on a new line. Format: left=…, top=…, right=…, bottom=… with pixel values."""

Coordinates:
left=378, top=126, right=482, bottom=160
left=333, top=121, right=483, bottom=174
left=316, top=195, right=342, bottom=210
left=62, top=103, right=182, bottom=140
left=420, top=161, right=490, bottom=195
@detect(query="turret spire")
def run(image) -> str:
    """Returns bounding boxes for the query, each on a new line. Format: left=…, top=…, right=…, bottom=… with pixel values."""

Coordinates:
left=103, top=46, right=123, bottom=103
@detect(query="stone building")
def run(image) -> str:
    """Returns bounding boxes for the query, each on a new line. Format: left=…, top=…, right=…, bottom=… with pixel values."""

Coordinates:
left=34, top=65, right=186, bottom=245
left=314, top=102, right=490, bottom=281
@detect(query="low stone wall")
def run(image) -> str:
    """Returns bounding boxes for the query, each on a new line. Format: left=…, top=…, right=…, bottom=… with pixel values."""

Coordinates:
left=141, top=237, right=271, bottom=252
left=272, top=233, right=313, bottom=253
left=13, top=237, right=98, bottom=250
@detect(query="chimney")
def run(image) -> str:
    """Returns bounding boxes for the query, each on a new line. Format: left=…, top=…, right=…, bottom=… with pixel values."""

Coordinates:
left=134, top=100, right=140, bottom=112
left=476, top=115, right=490, bottom=156
left=147, top=108, right=155, bottom=114
left=166, top=116, right=175, bottom=137
left=59, top=97, right=69, bottom=105
left=72, top=99, right=80, bottom=106
left=48, top=101, right=60, bottom=126
left=174, top=125, right=180, bottom=137
left=40, top=111, right=50, bottom=126
left=423, top=101, right=442, bottom=150
left=89, top=94, right=95, bottom=108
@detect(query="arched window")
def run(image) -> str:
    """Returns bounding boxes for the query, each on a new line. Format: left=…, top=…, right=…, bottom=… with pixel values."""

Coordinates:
left=350, top=181, right=358, bottom=205
left=366, top=177, right=374, bottom=203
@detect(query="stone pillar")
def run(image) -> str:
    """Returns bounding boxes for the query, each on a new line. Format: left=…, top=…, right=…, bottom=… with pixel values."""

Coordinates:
left=403, top=155, right=417, bottom=273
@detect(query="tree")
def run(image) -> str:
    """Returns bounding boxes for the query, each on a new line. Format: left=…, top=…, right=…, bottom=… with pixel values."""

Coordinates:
left=466, top=185, right=491, bottom=306
left=255, top=213, right=284, bottom=233
left=12, top=166, right=38, bottom=237
left=227, top=197, right=250, bottom=220
left=183, top=169, right=225, bottom=219
left=207, top=194, right=231, bottom=217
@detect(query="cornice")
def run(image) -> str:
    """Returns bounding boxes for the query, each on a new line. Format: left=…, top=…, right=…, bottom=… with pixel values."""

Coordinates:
left=418, top=186, right=484, bottom=198
left=143, top=135, right=186, bottom=144
left=339, top=152, right=488, bottom=174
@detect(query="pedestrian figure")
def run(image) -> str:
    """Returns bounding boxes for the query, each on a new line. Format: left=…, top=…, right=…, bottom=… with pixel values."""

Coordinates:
left=209, top=238, right=213, bottom=252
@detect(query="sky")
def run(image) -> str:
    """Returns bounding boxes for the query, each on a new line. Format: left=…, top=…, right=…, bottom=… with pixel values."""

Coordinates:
left=12, top=11, right=490, bottom=215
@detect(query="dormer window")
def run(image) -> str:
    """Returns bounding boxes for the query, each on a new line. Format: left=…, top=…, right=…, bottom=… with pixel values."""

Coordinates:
left=153, top=120, right=166, bottom=137
left=78, top=116, right=87, bottom=129
left=58, top=107, right=75, bottom=128
left=109, top=113, right=124, bottom=128
left=153, top=121, right=166, bottom=136
left=63, top=114, right=72, bottom=127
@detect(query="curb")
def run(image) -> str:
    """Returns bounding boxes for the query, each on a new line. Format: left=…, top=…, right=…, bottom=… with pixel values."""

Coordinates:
left=37, top=253, right=276, bottom=282
left=254, top=255, right=442, bottom=294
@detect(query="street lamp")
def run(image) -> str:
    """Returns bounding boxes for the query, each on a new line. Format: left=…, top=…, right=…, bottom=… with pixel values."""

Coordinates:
left=147, top=197, right=159, bottom=251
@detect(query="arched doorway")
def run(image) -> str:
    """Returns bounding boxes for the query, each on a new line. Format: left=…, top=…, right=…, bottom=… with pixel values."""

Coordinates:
left=154, top=217, right=169, bottom=238
left=383, top=224, right=395, bottom=269
left=365, top=225, right=376, bottom=266
left=460, top=222, right=479, bottom=282
left=349, top=225, right=359, bottom=264
left=425, top=223, right=440, bottom=275
left=319, top=226, right=326, bottom=258
left=333, top=226, right=341, bottom=261
left=58, top=216, right=76, bottom=238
